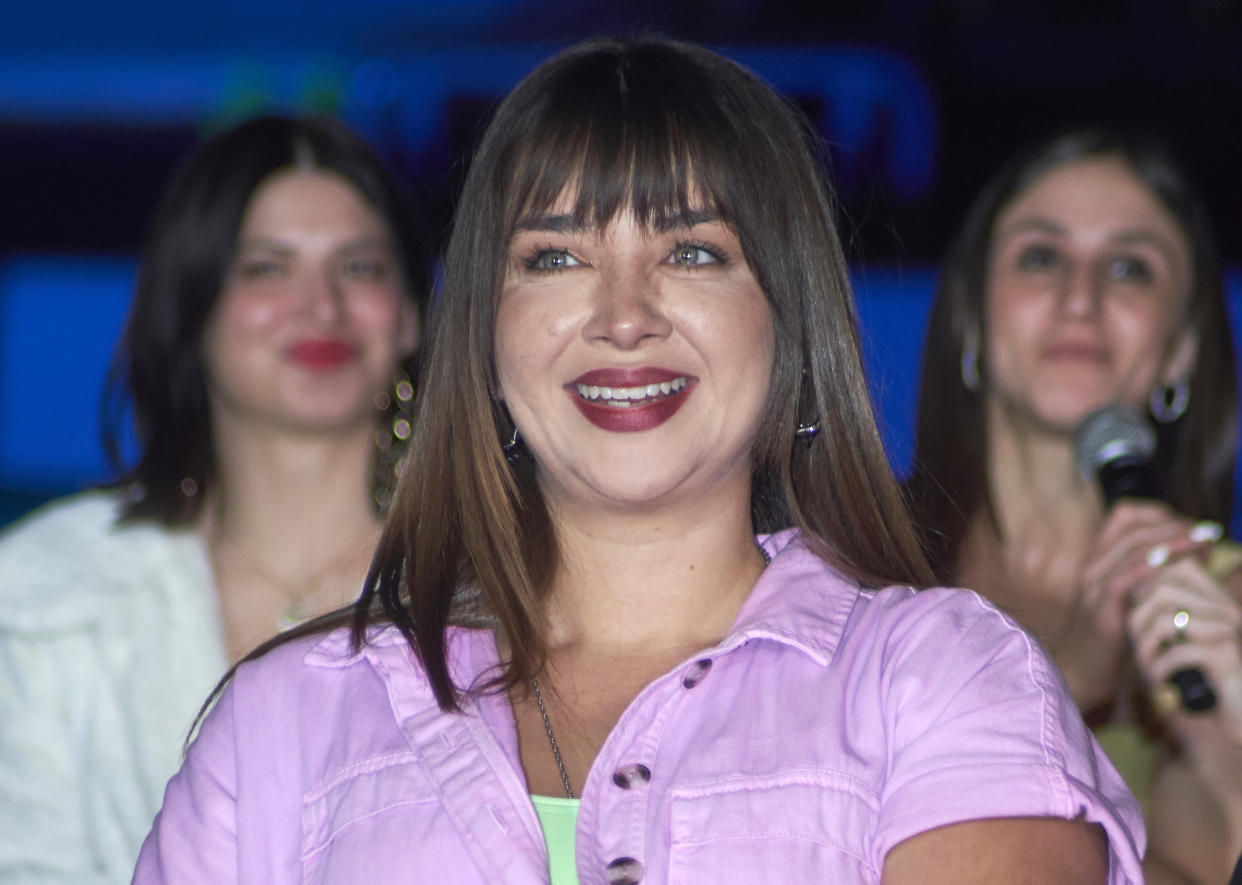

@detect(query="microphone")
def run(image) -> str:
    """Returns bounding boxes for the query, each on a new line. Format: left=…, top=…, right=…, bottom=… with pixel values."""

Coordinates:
left=1073, top=405, right=1217, bottom=713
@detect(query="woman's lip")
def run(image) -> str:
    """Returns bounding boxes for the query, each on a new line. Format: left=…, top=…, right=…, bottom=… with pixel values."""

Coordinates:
left=1042, top=343, right=1108, bottom=363
left=571, top=367, right=689, bottom=387
left=287, top=338, right=359, bottom=369
left=568, top=385, right=692, bottom=432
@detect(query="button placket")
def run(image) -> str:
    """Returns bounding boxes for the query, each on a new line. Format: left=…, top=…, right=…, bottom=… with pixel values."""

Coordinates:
left=681, top=658, right=712, bottom=688
left=605, top=856, right=645, bottom=883
left=611, top=763, right=652, bottom=790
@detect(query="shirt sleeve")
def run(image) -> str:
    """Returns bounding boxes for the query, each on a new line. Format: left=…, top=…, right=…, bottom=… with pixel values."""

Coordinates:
left=132, top=685, right=239, bottom=884
left=865, top=587, right=1145, bottom=884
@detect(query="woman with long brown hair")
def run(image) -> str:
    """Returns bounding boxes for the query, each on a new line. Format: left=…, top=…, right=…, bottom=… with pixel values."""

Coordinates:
left=136, top=40, right=1141, bottom=883
left=906, top=129, right=1242, bottom=883
left=0, top=115, right=425, bottom=881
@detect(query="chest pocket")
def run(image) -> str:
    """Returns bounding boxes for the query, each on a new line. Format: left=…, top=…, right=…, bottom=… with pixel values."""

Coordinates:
left=666, top=770, right=880, bottom=884
left=300, top=755, right=465, bottom=884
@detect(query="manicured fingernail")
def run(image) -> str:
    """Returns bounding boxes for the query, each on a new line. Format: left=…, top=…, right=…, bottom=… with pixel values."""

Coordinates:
left=1146, top=545, right=1170, bottom=567
left=1190, top=521, right=1224, bottom=544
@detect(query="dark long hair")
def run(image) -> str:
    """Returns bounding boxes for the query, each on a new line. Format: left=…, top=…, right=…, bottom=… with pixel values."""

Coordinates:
left=906, top=128, right=1237, bottom=579
left=342, top=36, right=933, bottom=711
left=101, top=115, right=430, bottom=525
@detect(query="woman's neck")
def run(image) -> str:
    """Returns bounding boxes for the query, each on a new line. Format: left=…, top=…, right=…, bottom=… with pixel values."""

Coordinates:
left=204, top=422, right=382, bottom=563
left=985, top=397, right=1106, bottom=546
left=539, top=479, right=765, bottom=659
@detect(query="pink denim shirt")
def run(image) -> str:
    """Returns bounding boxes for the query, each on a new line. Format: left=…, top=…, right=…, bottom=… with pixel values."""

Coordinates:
left=134, top=530, right=1144, bottom=883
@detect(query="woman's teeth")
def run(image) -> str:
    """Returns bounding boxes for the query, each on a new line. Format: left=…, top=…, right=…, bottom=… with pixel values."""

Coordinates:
left=575, top=376, right=688, bottom=406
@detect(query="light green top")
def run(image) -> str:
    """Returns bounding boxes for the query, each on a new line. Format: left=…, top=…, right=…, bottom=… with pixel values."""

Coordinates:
left=531, top=794, right=580, bottom=885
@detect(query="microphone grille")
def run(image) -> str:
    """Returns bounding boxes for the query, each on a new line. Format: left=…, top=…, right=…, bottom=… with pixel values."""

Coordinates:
left=1073, top=405, right=1156, bottom=480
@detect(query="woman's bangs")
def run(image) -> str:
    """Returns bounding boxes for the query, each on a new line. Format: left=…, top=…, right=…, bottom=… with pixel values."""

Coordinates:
left=503, top=102, right=736, bottom=234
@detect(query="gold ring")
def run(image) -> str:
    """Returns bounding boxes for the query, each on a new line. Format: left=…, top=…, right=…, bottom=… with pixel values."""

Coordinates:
left=1172, top=609, right=1190, bottom=633
left=1146, top=545, right=1170, bottom=568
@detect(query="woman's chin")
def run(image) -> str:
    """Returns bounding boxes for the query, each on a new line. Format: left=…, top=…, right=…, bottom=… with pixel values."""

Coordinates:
left=1018, top=391, right=1143, bottom=436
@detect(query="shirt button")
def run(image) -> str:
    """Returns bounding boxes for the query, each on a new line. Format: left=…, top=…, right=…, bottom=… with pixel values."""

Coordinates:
left=682, top=658, right=712, bottom=688
left=611, top=763, right=652, bottom=789
left=605, top=857, right=644, bottom=883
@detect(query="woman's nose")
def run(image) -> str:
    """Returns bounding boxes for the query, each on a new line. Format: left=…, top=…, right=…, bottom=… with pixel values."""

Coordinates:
left=1059, top=261, right=1103, bottom=318
left=305, top=269, right=347, bottom=324
left=581, top=269, right=673, bottom=349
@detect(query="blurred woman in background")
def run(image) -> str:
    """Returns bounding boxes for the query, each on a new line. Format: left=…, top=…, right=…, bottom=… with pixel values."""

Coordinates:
left=0, top=115, right=428, bottom=882
left=906, top=128, right=1242, bottom=883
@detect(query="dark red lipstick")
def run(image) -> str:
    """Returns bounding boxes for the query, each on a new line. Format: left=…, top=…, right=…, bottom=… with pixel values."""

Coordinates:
left=566, top=367, right=696, bottom=432
left=288, top=338, right=358, bottom=370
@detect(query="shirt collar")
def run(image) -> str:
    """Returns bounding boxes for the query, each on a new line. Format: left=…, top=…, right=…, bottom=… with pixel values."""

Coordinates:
left=306, top=528, right=866, bottom=671
left=717, top=528, right=865, bottom=667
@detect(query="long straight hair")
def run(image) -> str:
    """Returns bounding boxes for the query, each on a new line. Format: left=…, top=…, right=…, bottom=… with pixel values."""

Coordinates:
left=906, top=129, right=1237, bottom=579
left=340, top=37, right=933, bottom=711
left=101, top=115, right=430, bottom=525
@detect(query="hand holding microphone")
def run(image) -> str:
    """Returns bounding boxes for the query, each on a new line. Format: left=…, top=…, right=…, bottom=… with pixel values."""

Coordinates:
left=1074, top=405, right=1219, bottom=713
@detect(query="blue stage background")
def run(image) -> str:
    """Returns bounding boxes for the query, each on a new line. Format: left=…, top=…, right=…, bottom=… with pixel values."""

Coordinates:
left=2, top=1, right=1239, bottom=530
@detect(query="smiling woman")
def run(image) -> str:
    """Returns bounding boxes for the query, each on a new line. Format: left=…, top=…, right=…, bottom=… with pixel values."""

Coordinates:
left=906, top=128, right=1242, bottom=884
left=134, top=40, right=1142, bottom=884
left=496, top=211, right=773, bottom=504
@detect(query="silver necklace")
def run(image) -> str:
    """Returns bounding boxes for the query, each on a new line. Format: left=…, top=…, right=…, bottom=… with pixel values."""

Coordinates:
left=528, top=545, right=770, bottom=801
left=531, top=676, right=575, bottom=799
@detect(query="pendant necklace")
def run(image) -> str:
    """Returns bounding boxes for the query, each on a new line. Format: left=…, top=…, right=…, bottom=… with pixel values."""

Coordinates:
left=531, top=676, right=575, bottom=799
left=214, top=533, right=371, bottom=632
left=527, top=543, right=771, bottom=801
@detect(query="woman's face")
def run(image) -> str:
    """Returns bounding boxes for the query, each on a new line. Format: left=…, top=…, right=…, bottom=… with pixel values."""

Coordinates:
left=983, top=155, right=1197, bottom=434
left=202, top=169, right=419, bottom=436
left=494, top=198, right=774, bottom=513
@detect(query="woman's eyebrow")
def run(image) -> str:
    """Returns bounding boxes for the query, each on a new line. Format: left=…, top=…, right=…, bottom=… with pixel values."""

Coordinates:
left=653, top=209, right=723, bottom=233
left=236, top=237, right=297, bottom=254
left=514, top=209, right=725, bottom=234
left=994, top=216, right=1067, bottom=240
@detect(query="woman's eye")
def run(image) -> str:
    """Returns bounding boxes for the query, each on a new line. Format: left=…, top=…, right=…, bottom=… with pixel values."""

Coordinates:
left=1015, top=245, right=1060, bottom=272
left=239, top=259, right=285, bottom=279
left=343, top=258, right=386, bottom=279
left=525, top=249, right=580, bottom=272
left=1107, top=256, right=1154, bottom=284
left=668, top=243, right=725, bottom=267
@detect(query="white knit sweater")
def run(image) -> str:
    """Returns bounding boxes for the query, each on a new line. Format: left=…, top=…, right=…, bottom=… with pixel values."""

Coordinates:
left=0, top=491, right=225, bottom=883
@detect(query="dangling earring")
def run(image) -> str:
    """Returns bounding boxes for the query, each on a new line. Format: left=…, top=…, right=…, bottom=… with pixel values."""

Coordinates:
left=502, top=427, right=523, bottom=464
left=794, top=421, right=820, bottom=449
left=960, top=344, right=981, bottom=393
left=372, top=370, right=415, bottom=510
left=1150, top=378, right=1190, bottom=423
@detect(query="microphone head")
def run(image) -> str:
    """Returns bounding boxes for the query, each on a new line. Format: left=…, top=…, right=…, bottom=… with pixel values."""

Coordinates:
left=1073, top=404, right=1157, bottom=482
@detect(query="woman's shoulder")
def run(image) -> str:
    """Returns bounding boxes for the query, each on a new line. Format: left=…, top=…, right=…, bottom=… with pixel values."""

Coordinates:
left=206, top=624, right=496, bottom=772
left=0, top=489, right=123, bottom=547
left=0, top=489, right=211, bottom=631
left=859, top=582, right=1060, bottom=679
left=228, top=623, right=491, bottom=715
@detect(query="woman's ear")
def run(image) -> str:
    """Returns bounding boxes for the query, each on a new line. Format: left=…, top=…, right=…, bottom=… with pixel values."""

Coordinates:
left=1160, top=326, right=1198, bottom=387
left=398, top=301, right=421, bottom=357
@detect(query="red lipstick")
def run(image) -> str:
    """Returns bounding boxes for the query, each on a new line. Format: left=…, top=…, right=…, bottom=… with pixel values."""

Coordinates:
left=566, top=367, right=696, bottom=432
left=1042, top=342, right=1108, bottom=364
left=288, top=338, right=358, bottom=370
